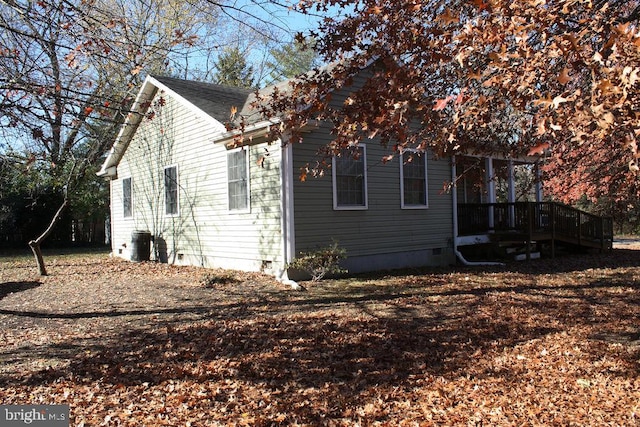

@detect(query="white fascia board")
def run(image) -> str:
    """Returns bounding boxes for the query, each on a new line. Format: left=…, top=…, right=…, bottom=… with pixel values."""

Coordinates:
left=214, top=118, right=282, bottom=147
left=97, top=76, right=158, bottom=177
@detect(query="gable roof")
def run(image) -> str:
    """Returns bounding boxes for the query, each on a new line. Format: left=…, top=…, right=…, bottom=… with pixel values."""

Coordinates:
left=97, top=75, right=278, bottom=178
left=97, top=61, right=365, bottom=178
left=152, top=76, right=254, bottom=124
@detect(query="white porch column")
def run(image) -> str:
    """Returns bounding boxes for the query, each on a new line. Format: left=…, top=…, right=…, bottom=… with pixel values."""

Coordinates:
left=535, top=162, right=543, bottom=202
left=485, top=157, right=495, bottom=229
left=507, top=160, right=516, bottom=203
left=507, top=160, right=516, bottom=228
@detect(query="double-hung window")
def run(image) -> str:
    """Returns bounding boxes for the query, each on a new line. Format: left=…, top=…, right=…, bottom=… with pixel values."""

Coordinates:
left=400, top=150, right=428, bottom=208
left=122, top=177, right=132, bottom=218
left=332, top=145, right=368, bottom=210
left=227, top=148, right=249, bottom=211
left=164, top=165, right=179, bottom=215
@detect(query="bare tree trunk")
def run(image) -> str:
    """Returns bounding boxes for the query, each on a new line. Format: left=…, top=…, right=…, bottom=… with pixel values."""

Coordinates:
left=28, top=198, right=69, bottom=276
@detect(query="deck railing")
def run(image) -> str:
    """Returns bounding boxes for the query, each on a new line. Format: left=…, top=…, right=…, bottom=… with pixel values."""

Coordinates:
left=458, top=202, right=613, bottom=250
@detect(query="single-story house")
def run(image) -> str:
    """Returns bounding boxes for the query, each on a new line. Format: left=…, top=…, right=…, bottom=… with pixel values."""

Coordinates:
left=98, top=72, right=612, bottom=282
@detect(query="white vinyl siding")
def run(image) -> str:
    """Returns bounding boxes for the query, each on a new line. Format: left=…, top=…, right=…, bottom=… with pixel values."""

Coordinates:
left=164, top=165, right=179, bottom=215
left=109, top=89, right=283, bottom=272
left=332, top=145, right=368, bottom=210
left=400, top=150, right=428, bottom=209
left=122, top=177, right=133, bottom=218
left=227, top=148, right=249, bottom=212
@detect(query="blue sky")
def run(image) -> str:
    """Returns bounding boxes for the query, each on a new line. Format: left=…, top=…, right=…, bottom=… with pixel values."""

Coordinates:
left=230, top=0, right=348, bottom=39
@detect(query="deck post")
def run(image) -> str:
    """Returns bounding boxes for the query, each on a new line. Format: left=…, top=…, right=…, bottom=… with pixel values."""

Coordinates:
left=599, top=216, right=605, bottom=252
left=550, top=203, right=556, bottom=258
left=526, top=202, right=533, bottom=260
left=578, top=211, right=582, bottom=247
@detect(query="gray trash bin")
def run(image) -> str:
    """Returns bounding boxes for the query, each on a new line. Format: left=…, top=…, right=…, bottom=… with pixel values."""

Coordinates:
left=131, top=230, right=151, bottom=262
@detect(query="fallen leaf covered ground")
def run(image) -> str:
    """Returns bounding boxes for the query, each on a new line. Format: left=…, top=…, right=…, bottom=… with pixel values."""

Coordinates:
left=0, top=247, right=639, bottom=426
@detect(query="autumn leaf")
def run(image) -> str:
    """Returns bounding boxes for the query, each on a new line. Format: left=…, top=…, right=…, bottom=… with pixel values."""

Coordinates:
left=433, top=95, right=456, bottom=111
left=31, top=129, right=44, bottom=140
left=622, top=66, right=640, bottom=86
left=468, top=70, right=482, bottom=80
left=534, top=95, right=569, bottom=110
left=533, top=97, right=553, bottom=109
left=597, top=79, right=615, bottom=93
left=528, top=142, right=550, bottom=156
left=433, top=98, right=450, bottom=111
left=437, top=8, right=459, bottom=25
left=382, top=154, right=394, bottom=163
left=598, top=112, right=615, bottom=128
left=471, top=0, right=491, bottom=12
left=558, top=68, right=571, bottom=85
left=64, top=51, right=77, bottom=67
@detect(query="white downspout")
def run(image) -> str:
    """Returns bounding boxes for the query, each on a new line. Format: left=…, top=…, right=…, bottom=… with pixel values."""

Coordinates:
left=452, top=156, right=505, bottom=266
left=278, top=140, right=301, bottom=289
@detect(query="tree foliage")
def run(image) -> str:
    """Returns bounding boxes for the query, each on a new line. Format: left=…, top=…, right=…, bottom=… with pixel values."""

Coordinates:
left=0, top=0, right=219, bottom=272
left=266, top=37, right=322, bottom=84
left=214, top=46, right=256, bottom=88
left=0, top=0, right=315, bottom=272
left=260, top=0, right=640, bottom=204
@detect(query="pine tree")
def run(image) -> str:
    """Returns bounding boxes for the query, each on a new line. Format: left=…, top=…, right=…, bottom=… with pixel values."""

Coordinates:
left=214, top=47, right=255, bottom=88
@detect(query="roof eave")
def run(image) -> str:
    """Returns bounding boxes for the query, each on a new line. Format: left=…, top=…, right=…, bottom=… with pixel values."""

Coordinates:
left=215, top=118, right=282, bottom=147
left=97, top=76, right=159, bottom=178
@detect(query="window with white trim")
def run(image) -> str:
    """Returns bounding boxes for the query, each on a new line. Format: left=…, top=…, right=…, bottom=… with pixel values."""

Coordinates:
left=122, top=177, right=132, bottom=218
left=332, top=145, right=368, bottom=210
left=227, top=148, right=249, bottom=211
left=400, top=150, right=428, bottom=208
left=164, top=165, right=179, bottom=215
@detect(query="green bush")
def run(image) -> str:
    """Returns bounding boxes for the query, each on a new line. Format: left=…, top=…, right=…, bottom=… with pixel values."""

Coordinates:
left=287, top=242, right=347, bottom=281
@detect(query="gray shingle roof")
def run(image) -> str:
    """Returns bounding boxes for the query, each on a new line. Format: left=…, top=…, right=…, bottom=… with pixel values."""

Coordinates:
left=152, top=75, right=256, bottom=125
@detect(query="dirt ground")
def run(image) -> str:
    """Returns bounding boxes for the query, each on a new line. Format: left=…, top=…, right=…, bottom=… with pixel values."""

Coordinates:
left=0, top=252, right=289, bottom=374
left=0, top=248, right=639, bottom=426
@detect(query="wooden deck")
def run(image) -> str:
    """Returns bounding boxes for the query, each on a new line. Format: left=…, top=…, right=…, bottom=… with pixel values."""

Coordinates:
left=458, top=202, right=614, bottom=258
